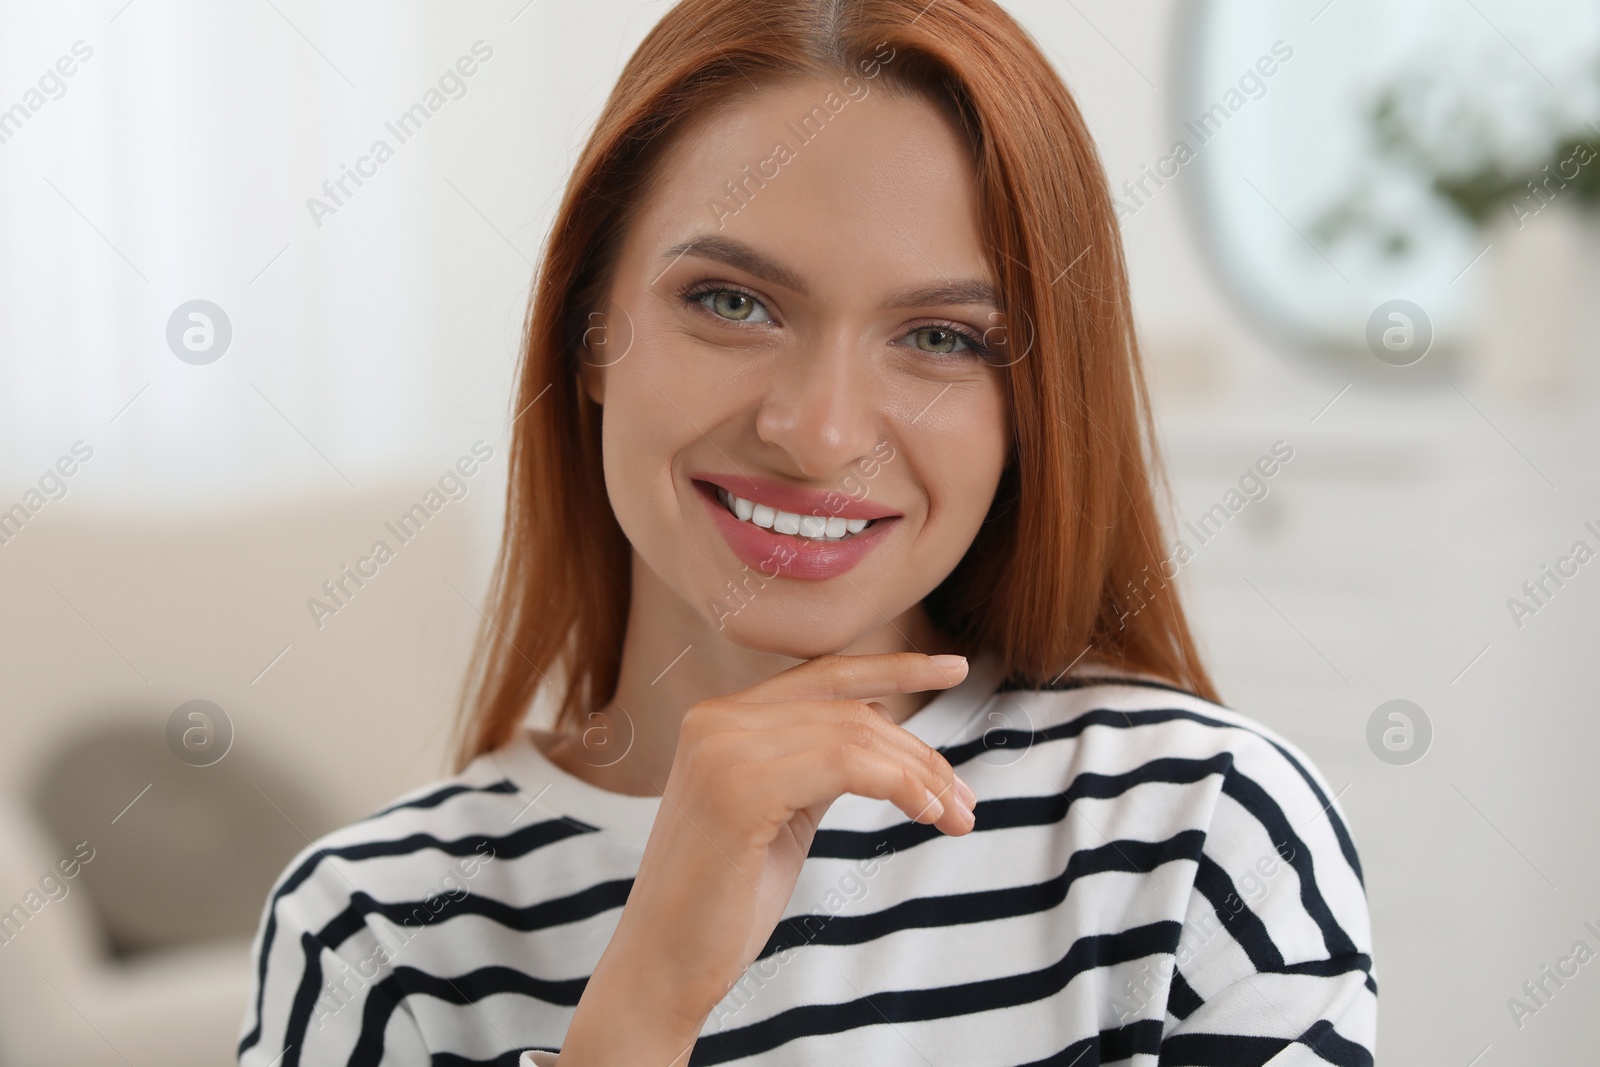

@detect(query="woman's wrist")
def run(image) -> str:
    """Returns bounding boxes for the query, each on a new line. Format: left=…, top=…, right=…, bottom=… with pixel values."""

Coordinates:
left=556, top=946, right=714, bottom=1065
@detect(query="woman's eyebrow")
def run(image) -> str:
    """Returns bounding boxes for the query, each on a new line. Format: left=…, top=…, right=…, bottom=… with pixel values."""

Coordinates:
left=659, top=234, right=998, bottom=310
left=660, top=235, right=809, bottom=295
left=880, top=279, right=999, bottom=310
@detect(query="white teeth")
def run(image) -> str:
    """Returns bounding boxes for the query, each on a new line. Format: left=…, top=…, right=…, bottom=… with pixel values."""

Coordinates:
left=715, top=486, right=875, bottom=542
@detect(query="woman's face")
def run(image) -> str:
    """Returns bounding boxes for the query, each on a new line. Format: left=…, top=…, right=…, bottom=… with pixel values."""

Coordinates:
left=581, top=77, right=1011, bottom=659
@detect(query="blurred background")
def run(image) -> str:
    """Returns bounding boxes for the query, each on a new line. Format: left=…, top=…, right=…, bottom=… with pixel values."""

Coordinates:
left=0, top=0, right=1594, bottom=1062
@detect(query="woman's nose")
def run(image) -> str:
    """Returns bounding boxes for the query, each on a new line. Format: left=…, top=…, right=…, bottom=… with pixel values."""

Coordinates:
left=752, top=328, right=883, bottom=479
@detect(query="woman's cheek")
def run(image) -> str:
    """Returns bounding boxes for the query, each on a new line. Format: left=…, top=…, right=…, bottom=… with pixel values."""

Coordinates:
left=917, top=412, right=1003, bottom=539
left=600, top=375, right=662, bottom=527
left=612, top=349, right=703, bottom=529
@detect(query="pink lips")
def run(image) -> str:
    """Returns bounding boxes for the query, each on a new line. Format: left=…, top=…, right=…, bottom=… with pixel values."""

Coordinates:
left=691, top=476, right=902, bottom=582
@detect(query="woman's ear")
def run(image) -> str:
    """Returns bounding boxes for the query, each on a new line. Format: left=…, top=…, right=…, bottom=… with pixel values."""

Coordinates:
left=577, top=350, right=606, bottom=405
left=577, top=308, right=607, bottom=405
left=577, top=303, right=631, bottom=404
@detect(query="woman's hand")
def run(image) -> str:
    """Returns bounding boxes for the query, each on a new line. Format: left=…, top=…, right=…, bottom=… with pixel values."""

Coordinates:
left=557, top=651, right=977, bottom=1063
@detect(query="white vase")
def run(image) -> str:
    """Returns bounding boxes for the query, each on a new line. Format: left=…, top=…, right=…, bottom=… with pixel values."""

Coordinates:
left=1466, top=197, right=1600, bottom=394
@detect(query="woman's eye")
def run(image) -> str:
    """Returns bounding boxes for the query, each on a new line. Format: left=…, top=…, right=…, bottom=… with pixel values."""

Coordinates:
left=904, top=325, right=981, bottom=356
left=697, top=289, right=772, bottom=324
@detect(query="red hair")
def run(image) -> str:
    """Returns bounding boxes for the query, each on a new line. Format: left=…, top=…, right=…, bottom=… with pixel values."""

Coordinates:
left=451, top=0, right=1218, bottom=770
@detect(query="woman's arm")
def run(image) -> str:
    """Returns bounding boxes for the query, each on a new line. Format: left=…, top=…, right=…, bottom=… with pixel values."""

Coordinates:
left=522, top=652, right=978, bottom=1065
left=533, top=939, right=716, bottom=1066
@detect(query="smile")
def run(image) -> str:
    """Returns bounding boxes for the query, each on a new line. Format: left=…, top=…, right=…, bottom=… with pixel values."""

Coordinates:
left=713, top=485, right=875, bottom=542
left=690, top=475, right=902, bottom=582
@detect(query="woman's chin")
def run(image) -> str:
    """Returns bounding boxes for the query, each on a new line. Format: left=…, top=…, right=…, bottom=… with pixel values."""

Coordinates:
left=708, top=609, right=869, bottom=663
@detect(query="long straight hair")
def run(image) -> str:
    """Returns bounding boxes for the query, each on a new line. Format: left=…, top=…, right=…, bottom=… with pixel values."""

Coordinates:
left=451, top=0, right=1218, bottom=771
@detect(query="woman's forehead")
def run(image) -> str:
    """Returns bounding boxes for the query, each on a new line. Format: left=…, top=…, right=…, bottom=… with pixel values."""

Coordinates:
left=631, top=78, right=993, bottom=296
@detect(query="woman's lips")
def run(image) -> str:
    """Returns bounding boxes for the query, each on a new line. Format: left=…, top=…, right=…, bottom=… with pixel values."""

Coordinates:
left=692, top=479, right=901, bottom=581
left=690, top=470, right=902, bottom=521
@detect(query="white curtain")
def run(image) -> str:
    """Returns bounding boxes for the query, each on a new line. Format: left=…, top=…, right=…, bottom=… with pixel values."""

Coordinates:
left=0, top=0, right=665, bottom=516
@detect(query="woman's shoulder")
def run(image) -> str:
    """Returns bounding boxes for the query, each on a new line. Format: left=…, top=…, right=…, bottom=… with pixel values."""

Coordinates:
left=990, top=664, right=1359, bottom=873
left=995, top=664, right=1336, bottom=790
left=257, top=749, right=537, bottom=923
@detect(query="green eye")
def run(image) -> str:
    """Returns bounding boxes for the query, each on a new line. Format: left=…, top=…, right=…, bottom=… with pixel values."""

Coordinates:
left=910, top=326, right=974, bottom=355
left=699, top=289, right=770, bottom=323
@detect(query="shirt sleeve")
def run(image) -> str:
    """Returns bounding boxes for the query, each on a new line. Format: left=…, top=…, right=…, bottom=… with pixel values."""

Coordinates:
left=1158, top=734, right=1377, bottom=1065
left=519, top=1052, right=560, bottom=1066
left=239, top=854, right=433, bottom=1066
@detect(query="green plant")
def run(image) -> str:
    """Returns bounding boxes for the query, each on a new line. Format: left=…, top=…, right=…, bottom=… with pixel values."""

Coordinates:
left=1312, top=68, right=1600, bottom=255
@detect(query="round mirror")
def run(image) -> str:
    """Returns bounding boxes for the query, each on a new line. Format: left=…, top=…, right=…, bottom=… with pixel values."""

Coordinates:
left=1171, top=0, right=1600, bottom=371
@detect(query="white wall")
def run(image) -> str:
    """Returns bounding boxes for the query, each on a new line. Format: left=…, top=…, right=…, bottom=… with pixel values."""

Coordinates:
left=1054, top=3, right=1600, bottom=1062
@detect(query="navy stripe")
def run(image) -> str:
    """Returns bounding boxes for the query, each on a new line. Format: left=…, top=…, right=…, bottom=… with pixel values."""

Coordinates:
left=1190, top=854, right=1284, bottom=971
left=367, top=779, right=521, bottom=821
left=1160, top=1031, right=1286, bottom=1066
left=1011, top=1018, right=1165, bottom=1065
left=691, top=922, right=1182, bottom=1064
left=1160, top=1017, right=1373, bottom=1067
left=809, top=752, right=1234, bottom=860
left=350, top=966, right=588, bottom=1066
left=334, top=880, right=636, bottom=945
left=239, top=816, right=595, bottom=1057
left=1294, top=1018, right=1375, bottom=1067
left=281, top=932, right=325, bottom=1067
left=1165, top=968, right=1203, bottom=1020
left=763, top=830, right=1207, bottom=958
left=431, top=1053, right=528, bottom=1067
left=1279, top=953, right=1374, bottom=981
left=1219, top=768, right=1358, bottom=959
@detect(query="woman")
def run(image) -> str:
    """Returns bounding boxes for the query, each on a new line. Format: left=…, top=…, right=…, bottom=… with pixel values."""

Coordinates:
left=239, top=0, right=1375, bottom=1063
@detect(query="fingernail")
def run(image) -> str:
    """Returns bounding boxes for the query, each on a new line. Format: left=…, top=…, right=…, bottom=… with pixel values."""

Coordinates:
left=952, top=774, right=977, bottom=810
left=952, top=791, right=975, bottom=830
left=929, top=654, right=968, bottom=673
left=921, top=787, right=946, bottom=822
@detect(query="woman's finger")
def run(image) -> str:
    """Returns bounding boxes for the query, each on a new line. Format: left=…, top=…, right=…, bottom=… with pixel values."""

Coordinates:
left=728, top=651, right=968, bottom=706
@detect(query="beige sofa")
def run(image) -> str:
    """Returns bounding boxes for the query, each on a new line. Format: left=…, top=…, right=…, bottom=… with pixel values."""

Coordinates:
left=0, top=485, right=493, bottom=1065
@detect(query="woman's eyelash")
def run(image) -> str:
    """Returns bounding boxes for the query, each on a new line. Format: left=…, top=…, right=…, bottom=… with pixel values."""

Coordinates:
left=913, top=321, right=992, bottom=358
left=679, top=280, right=766, bottom=316
left=676, top=279, right=992, bottom=358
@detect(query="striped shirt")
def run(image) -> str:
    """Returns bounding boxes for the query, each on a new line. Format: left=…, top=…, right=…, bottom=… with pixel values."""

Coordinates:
left=236, top=648, right=1376, bottom=1065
